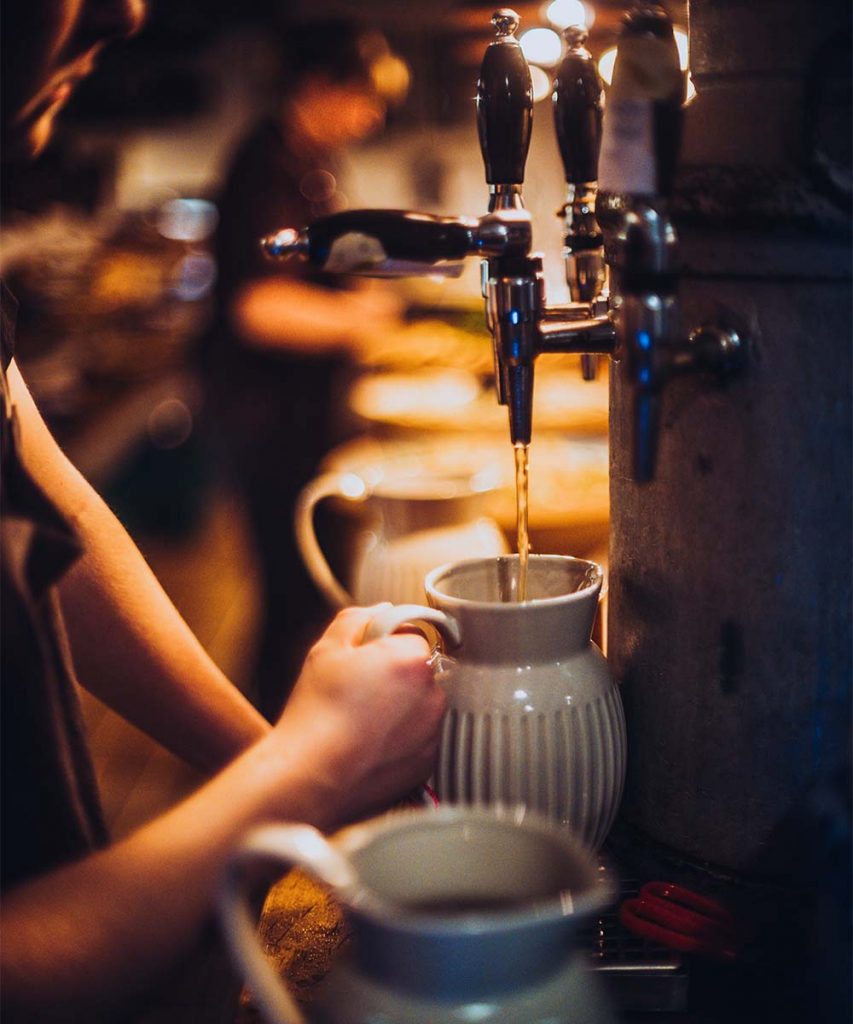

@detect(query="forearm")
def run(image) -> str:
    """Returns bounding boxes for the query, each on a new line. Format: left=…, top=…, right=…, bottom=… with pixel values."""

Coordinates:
left=232, top=277, right=395, bottom=354
left=58, top=508, right=270, bottom=771
left=1, top=604, right=444, bottom=1022
left=9, top=360, right=269, bottom=770
left=0, top=730, right=338, bottom=1022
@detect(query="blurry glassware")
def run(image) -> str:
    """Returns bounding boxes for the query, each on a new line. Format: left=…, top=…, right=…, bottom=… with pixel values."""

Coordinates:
left=347, top=366, right=609, bottom=435
left=321, top=434, right=609, bottom=547
left=295, top=467, right=508, bottom=608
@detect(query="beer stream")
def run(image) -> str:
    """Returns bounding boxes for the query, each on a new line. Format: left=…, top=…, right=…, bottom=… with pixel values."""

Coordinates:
left=514, top=442, right=530, bottom=602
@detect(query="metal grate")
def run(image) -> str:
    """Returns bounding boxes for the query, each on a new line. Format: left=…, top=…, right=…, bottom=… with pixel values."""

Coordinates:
left=582, top=872, right=689, bottom=1013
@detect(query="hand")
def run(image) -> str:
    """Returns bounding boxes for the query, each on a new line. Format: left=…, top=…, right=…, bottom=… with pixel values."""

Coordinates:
left=350, top=280, right=406, bottom=322
left=347, top=282, right=406, bottom=354
left=273, top=606, right=446, bottom=826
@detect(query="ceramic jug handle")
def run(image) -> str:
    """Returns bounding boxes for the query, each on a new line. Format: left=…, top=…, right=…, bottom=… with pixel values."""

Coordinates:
left=218, top=823, right=358, bottom=1024
left=294, top=472, right=369, bottom=609
left=362, top=603, right=462, bottom=649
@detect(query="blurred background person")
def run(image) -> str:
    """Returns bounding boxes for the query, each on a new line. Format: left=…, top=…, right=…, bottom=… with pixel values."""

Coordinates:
left=202, top=17, right=411, bottom=717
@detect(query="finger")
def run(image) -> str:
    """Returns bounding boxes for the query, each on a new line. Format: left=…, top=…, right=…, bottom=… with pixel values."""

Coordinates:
left=323, top=603, right=392, bottom=642
left=378, top=632, right=432, bottom=663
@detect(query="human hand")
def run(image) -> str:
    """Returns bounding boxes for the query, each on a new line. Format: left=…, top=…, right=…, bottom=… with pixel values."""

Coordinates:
left=347, top=282, right=406, bottom=352
left=273, top=606, right=446, bottom=827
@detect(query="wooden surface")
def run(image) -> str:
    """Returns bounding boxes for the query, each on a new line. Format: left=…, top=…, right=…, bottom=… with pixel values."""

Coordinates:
left=236, top=871, right=350, bottom=1023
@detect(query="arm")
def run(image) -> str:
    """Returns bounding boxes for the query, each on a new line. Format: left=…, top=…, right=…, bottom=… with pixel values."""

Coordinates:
left=232, top=275, right=404, bottom=356
left=7, top=359, right=269, bottom=772
left=1, top=607, right=445, bottom=1021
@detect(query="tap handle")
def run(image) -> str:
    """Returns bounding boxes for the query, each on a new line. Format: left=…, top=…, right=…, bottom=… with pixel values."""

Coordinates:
left=553, top=26, right=603, bottom=186
left=262, top=210, right=477, bottom=277
left=599, top=4, right=685, bottom=199
left=477, top=9, right=533, bottom=187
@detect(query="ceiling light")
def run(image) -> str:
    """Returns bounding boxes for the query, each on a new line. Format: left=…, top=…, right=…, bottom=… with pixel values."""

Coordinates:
left=530, top=64, right=552, bottom=103
left=598, top=46, right=617, bottom=85
left=544, top=0, right=594, bottom=30
left=673, top=28, right=689, bottom=70
left=520, top=27, right=563, bottom=68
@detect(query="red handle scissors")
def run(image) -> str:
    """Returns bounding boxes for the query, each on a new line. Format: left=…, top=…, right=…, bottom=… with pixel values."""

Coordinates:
left=619, top=881, right=740, bottom=962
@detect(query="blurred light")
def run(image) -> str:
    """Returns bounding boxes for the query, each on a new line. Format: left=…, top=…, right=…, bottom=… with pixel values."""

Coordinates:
left=156, top=198, right=218, bottom=243
left=685, top=73, right=697, bottom=105
left=339, top=473, right=368, bottom=500
left=370, top=53, right=411, bottom=106
left=530, top=64, right=552, bottom=103
left=673, top=27, right=689, bottom=70
left=299, top=169, right=337, bottom=203
left=520, top=27, right=563, bottom=68
left=598, top=28, right=689, bottom=87
left=598, top=46, right=617, bottom=85
left=147, top=399, right=193, bottom=449
left=544, top=0, right=594, bottom=30
left=171, top=252, right=216, bottom=302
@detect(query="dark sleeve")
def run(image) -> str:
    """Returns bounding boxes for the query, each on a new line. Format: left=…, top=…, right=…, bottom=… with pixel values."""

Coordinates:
left=1, top=281, right=19, bottom=371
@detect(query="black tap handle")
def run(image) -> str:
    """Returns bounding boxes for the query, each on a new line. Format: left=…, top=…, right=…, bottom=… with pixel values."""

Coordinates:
left=599, top=4, right=685, bottom=199
left=553, top=26, right=603, bottom=185
left=262, top=210, right=476, bottom=277
left=476, top=9, right=533, bottom=186
left=634, top=6, right=685, bottom=199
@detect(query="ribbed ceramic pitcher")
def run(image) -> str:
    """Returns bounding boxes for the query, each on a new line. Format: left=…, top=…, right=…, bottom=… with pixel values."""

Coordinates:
left=366, top=555, right=626, bottom=849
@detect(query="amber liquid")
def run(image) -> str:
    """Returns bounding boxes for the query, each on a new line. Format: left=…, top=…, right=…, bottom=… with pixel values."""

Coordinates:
left=514, top=442, right=530, bottom=602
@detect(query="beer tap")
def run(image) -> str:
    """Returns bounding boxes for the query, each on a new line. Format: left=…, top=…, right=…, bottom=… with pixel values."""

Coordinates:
left=553, top=23, right=608, bottom=381
left=474, top=8, right=616, bottom=446
left=475, top=9, right=531, bottom=412
left=596, top=3, right=747, bottom=479
left=261, top=5, right=746, bottom=480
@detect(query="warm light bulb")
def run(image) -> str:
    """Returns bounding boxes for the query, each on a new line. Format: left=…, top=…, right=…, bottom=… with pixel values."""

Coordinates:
left=599, top=28, right=689, bottom=86
left=673, top=27, right=689, bottom=70
left=520, top=27, right=563, bottom=68
left=544, top=0, right=593, bottom=30
left=599, top=43, right=697, bottom=103
left=530, top=64, right=552, bottom=102
left=598, top=46, right=617, bottom=85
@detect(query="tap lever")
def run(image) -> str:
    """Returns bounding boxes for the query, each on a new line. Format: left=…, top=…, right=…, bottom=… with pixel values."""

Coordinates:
left=599, top=4, right=684, bottom=200
left=262, top=209, right=534, bottom=277
left=553, top=26, right=606, bottom=327
left=673, top=326, right=748, bottom=380
left=553, top=26, right=604, bottom=188
left=262, top=210, right=481, bottom=277
left=477, top=9, right=533, bottom=191
left=630, top=321, right=748, bottom=482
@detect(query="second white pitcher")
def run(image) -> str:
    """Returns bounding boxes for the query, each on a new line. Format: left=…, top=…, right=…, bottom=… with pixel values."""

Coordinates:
left=365, top=554, right=626, bottom=850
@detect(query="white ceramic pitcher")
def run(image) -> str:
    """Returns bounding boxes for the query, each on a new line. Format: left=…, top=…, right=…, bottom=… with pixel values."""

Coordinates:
left=218, top=807, right=617, bottom=1024
left=295, top=469, right=507, bottom=608
left=365, top=555, right=626, bottom=850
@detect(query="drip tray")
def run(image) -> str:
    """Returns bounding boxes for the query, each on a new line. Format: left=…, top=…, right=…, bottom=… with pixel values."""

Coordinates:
left=584, top=875, right=689, bottom=1013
